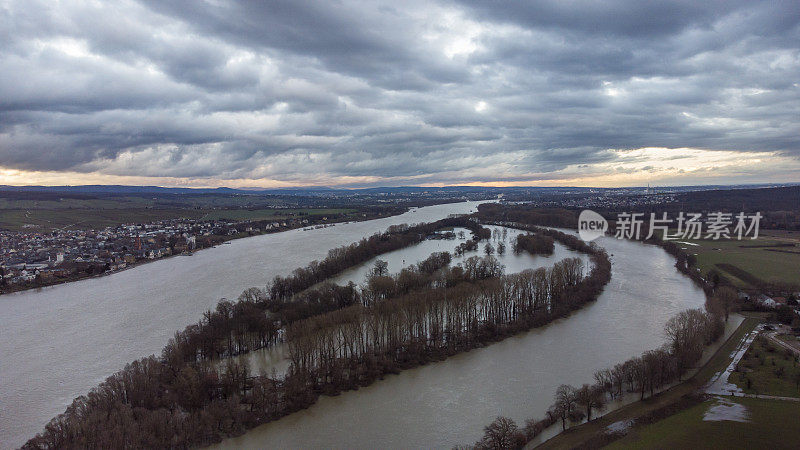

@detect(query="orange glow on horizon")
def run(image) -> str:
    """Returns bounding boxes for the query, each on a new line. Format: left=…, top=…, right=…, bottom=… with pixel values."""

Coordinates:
left=3, top=147, right=799, bottom=189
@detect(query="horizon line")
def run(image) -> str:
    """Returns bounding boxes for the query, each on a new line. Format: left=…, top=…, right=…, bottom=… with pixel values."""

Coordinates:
left=1, top=182, right=798, bottom=191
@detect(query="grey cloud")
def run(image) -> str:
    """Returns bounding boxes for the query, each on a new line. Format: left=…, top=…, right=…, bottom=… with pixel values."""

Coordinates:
left=0, top=0, right=798, bottom=186
left=456, top=0, right=782, bottom=39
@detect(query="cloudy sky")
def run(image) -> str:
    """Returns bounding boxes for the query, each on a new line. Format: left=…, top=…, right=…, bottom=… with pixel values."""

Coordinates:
left=1, top=0, right=799, bottom=188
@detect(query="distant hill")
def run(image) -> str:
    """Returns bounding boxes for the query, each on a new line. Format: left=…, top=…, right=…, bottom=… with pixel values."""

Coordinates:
left=0, top=183, right=795, bottom=198
left=0, top=185, right=239, bottom=195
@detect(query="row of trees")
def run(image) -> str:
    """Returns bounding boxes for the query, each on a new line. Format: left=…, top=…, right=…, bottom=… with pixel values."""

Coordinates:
left=472, top=298, right=729, bottom=449
left=362, top=252, right=454, bottom=305
left=267, top=217, right=487, bottom=302
left=285, top=255, right=594, bottom=385
left=476, top=203, right=579, bottom=228
left=25, top=221, right=611, bottom=449
left=455, top=238, right=480, bottom=255
left=461, top=204, right=740, bottom=449
left=159, top=216, right=492, bottom=366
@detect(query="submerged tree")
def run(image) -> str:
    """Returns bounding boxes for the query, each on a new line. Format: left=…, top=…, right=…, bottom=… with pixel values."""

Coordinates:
left=553, top=384, right=577, bottom=431
left=575, top=383, right=605, bottom=421
left=476, top=416, right=522, bottom=449
left=370, top=259, right=389, bottom=277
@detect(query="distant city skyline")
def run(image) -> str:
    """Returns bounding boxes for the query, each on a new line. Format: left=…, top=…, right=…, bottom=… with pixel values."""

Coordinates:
left=2, top=1, right=799, bottom=188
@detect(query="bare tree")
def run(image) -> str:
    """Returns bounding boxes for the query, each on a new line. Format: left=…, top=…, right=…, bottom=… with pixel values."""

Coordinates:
left=575, top=383, right=605, bottom=421
left=370, top=259, right=389, bottom=277
left=476, top=416, right=521, bottom=449
left=715, top=286, right=738, bottom=322
left=553, top=384, right=577, bottom=430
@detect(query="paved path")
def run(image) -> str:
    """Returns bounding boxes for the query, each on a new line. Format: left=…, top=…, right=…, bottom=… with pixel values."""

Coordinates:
left=705, top=325, right=800, bottom=403
left=764, top=331, right=800, bottom=356
left=704, top=324, right=762, bottom=396
left=740, top=393, right=800, bottom=402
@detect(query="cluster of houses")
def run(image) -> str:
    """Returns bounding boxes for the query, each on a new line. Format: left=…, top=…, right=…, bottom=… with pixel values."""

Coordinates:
left=0, top=216, right=312, bottom=289
left=746, top=292, right=800, bottom=309
left=539, top=191, right=679, bottom=210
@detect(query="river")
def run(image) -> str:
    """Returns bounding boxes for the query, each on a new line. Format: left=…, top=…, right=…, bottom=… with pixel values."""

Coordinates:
left=229, top=225, right=591, bottom=378
left=330, top=225, right=590, bottom=286
left=214, top=230, right=706, bottom=449
left=0, top=201, right=483, bottom=449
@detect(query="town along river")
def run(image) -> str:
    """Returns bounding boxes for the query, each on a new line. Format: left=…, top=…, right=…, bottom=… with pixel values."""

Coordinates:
left=0, top=201, right=484, bottom=449
left=215, top=231, right=706, bottom=449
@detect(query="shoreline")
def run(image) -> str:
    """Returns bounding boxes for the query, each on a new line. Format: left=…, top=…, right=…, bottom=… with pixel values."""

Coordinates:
left=529, top=313, right=748, bottom=448
left=0, top=209, right=409, bottom=296
left=2, top=201, right=484, bottom=450
left=20, top=213, right=609, bottom=449
left=207, top=225, right=610, bottom=449
left=534, top=313, right=763, bottom=449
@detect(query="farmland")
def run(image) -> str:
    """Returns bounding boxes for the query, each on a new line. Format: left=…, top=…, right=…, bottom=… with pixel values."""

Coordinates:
left=0, top=208, right=360, bottom=231
left=673, top=229, right=800, bottom=289
left=0, top=190, right=364, bottom=231
left=608, top=396, right=800, bottom=449
left=195, top=208, right=356, bottom=222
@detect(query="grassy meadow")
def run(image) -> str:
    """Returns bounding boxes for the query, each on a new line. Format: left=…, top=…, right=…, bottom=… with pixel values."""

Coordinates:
left=728, top=335, right=800, bottom=398
left=0, top=193, right=360, bottom=231
left=671, top=229, right=800, bottom=289
left=608, top=396, right=800, bottom=449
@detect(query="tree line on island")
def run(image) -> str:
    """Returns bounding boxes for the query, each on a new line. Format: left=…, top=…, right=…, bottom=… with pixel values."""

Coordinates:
left=24, top=217, right=610, bottom=449
left=284, top=254, right=592, bottom=390
left=163, top=216, right=490, bottom=364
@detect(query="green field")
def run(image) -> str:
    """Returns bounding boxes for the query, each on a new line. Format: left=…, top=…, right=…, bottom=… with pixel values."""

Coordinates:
left=606, top=318, right=800, bottom=449
left=728, top=336, right=800, bottom=398
left=0, top=191, right=366, bottom=231
left=197, top=208, right=356, bottom=221
left=0, top=197, right=154, bottom=210
left=0, top=208, right=207, bottom=230
left=672, top=229, right=800, bottom=288
left=608, top=396, right=800, bottom=449
left=0, top=207, right=358, bottom=231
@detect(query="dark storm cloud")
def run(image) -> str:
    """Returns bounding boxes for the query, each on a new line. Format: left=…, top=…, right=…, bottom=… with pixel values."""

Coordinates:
left=456, top=0, right=742, bottom=38
left=0, top=0, right=798, bottom=185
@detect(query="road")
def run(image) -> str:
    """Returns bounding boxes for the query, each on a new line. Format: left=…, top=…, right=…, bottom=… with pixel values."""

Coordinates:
left=764, top=328, right=800, bottom=356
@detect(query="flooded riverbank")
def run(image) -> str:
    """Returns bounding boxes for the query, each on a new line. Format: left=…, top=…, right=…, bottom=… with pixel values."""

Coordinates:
left=0, top=201, right=482, bottom=449
left=231, top=224, right=591, bottom=378
left=215, top=232, right=706, bottom=449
